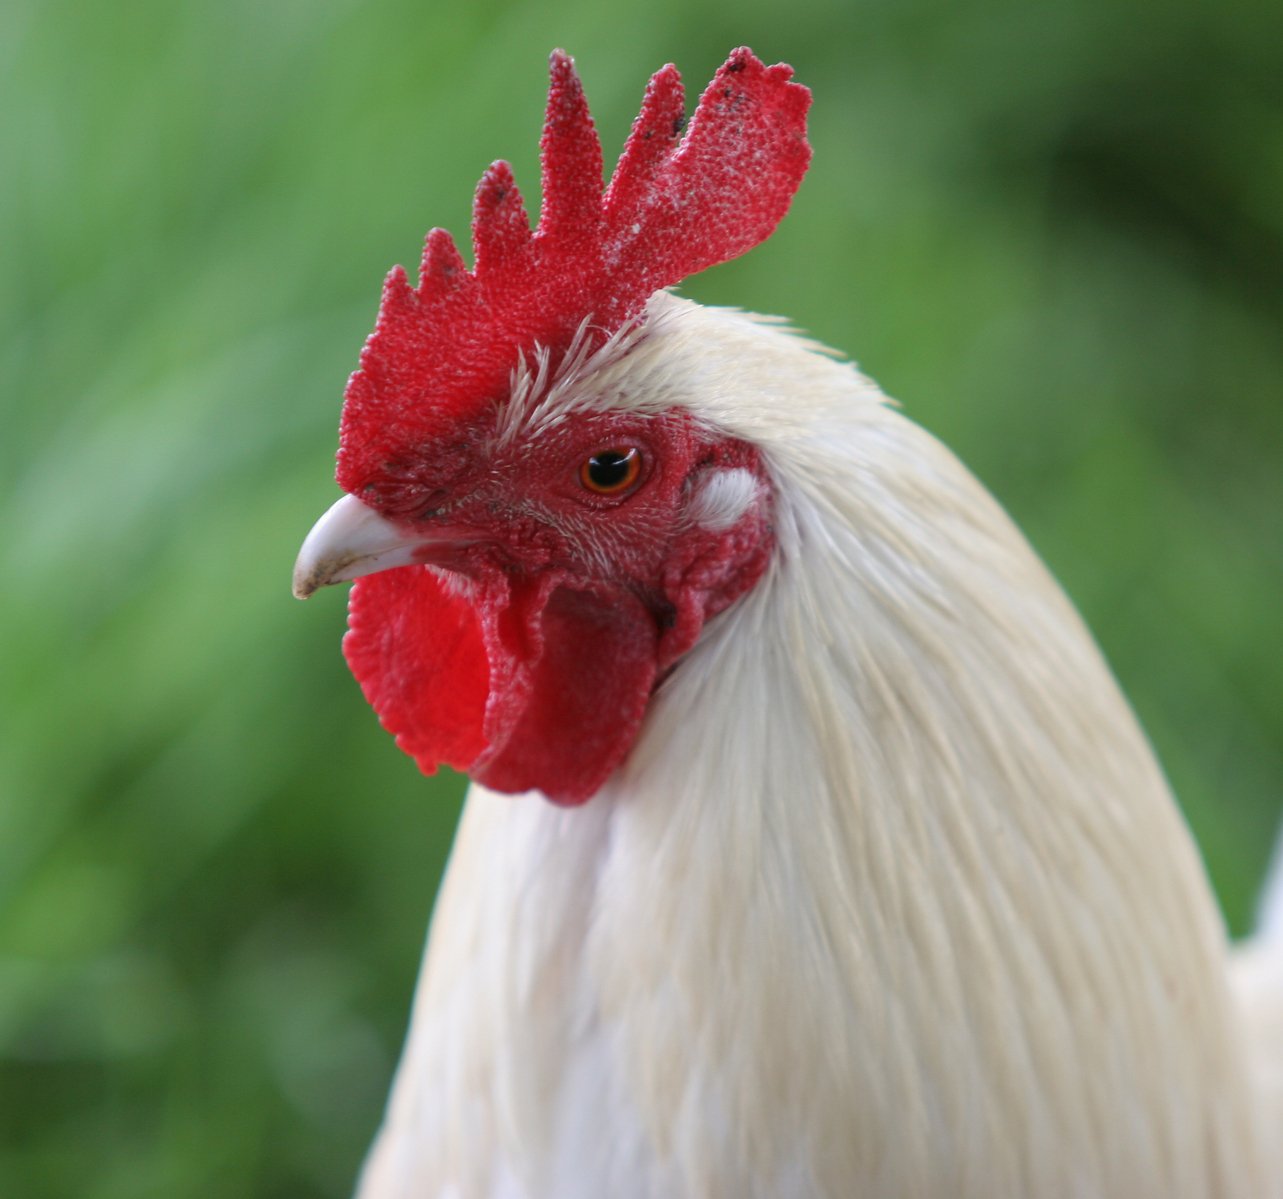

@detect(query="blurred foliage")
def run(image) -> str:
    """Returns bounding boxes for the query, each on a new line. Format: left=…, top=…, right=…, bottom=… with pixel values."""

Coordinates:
left=1, top=0, right=1280, bottom=1194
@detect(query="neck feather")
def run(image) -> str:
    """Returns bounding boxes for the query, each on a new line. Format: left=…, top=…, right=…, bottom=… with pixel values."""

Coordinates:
left=362, top=301, right=1267, bottom=1198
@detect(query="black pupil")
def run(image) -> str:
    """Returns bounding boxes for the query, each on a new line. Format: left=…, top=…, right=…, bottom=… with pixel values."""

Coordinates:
left=587, top=449, right=633, bottom=489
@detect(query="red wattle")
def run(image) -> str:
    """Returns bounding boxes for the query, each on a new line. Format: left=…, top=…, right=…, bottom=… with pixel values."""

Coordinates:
left=474, top=582, right=659, bottom=805
left=343, top=567, right=660, bottom=805
left=344, top=569, right=490, bottom=776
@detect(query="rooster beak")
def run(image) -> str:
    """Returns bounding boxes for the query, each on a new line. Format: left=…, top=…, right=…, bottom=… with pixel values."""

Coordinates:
left=292, top=494, right=430, bottom=599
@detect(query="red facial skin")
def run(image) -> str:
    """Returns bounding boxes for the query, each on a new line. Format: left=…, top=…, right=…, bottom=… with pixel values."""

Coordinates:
left=331, top=51, right=808, bottom=803
left=343, top=409, right=773, bottom=804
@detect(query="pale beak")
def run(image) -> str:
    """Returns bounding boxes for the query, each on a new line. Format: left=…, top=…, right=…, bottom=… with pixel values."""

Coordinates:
left=292, top=494, right=434, bottom=599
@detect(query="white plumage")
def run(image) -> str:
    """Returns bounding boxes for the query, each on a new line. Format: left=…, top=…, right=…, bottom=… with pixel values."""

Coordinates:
left=350, top=295, right=1279, bottom=1197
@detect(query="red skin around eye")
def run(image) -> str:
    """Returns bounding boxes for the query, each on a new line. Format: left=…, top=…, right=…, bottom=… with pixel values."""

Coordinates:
left=343, top=428, right=772, bottom=804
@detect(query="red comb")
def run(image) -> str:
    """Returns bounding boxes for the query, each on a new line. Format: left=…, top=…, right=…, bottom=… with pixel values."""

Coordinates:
left=336, top=48, right=811, bottom=492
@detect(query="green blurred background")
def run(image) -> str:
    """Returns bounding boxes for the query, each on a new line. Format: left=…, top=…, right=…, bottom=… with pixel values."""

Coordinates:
left=2, top=0, right=1280, bottom=1194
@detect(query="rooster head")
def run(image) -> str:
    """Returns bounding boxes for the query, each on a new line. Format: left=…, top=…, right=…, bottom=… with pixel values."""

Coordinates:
left=293, top=49, right=811, bottom=804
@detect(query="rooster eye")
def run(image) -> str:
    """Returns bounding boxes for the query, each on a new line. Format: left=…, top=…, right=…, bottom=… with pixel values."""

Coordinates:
left=579, top=447, right=642, bottom=496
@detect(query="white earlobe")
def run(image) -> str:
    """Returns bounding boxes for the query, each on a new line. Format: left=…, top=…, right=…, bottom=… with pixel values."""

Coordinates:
left=686, top=467, right=761, bottom=532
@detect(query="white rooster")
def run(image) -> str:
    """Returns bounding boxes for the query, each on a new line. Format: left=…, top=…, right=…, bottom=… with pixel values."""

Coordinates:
left=293, top=47, right=1281, bottom=1198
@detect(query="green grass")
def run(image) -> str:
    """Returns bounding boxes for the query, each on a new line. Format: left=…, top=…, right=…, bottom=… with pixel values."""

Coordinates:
left=2, top=0, right=1281, bottom=1194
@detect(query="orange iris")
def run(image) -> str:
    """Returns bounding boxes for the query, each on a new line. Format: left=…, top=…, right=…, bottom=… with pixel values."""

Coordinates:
left=579, top=447, right=642, bottom=495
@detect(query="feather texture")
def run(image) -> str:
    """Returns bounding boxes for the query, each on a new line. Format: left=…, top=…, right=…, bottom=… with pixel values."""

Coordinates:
left=354, top=295, right=1270, bottom=1198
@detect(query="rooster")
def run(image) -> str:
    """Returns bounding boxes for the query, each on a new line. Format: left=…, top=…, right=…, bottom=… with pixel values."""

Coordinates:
left=293, top=48, right=1279, bottom=1198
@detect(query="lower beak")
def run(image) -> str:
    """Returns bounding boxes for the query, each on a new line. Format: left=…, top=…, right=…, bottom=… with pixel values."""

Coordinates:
left=292, top=494, right=436, bottom=599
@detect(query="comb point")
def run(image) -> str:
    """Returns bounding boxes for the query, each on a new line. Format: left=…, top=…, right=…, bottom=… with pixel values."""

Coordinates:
left=604, top=62, right=686, bottom=225
left=419, top=227, right=467, bottom=298
left=538, top=48, right=604, bottom=247
left=379, top=264, right=416, bottom=314
left=472, top=161, right=533, bottom=278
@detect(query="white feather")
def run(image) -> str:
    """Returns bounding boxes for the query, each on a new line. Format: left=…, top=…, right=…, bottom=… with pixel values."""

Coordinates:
left=356, top=293, right=1275, bottom=1198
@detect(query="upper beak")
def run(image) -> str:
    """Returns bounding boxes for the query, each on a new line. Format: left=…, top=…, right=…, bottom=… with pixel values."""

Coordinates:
left=292, top=494, right=435, bottom=599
